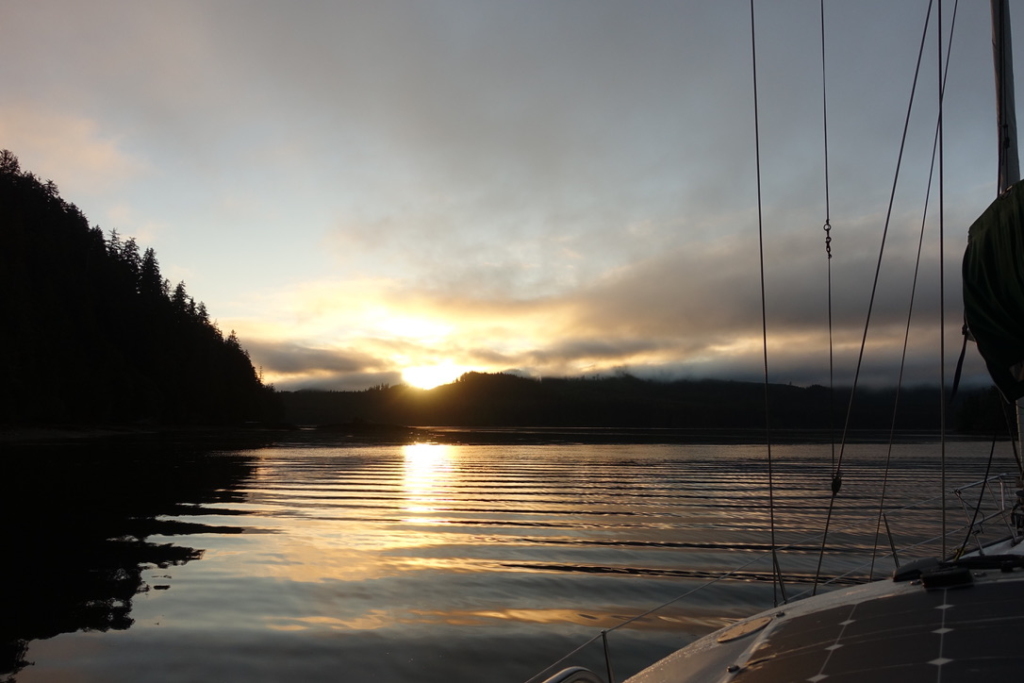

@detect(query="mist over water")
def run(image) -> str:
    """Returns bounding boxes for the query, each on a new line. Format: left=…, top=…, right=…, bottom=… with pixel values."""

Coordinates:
left=5, top=437, right=1016, bottom=683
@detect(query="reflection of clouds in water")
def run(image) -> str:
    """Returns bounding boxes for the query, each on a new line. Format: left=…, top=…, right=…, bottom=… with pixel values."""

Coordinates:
left=263, top=606, right=720, bottom=633
left=402, top=443, right=456, bottom=516
left=403, top=607, right=733, bottom=632
left=264, top=611, right=395, bottom=632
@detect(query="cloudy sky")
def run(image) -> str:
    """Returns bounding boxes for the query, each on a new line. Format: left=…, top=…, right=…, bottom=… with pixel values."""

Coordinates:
left=1, top=1, right=1016, bottom=390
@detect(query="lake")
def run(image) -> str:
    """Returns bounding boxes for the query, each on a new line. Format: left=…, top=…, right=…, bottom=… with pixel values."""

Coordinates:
left=3, top=434, right=1017, bottom=683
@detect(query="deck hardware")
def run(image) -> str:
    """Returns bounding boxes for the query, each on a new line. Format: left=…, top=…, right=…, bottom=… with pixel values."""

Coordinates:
left=715, top=616, right=773, bottom=643
left=920, top=565, right=973, bottom=590
left=601, top=630, right=615, bottom=683
left=893, top=557, right=941, bottom=582
left=883, top=513, right=900, bottom=568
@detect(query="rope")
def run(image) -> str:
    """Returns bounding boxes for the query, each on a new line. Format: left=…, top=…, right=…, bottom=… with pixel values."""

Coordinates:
left=812, top=0, right=936, bottom=594
left=749, top=0, right=780, bottom=607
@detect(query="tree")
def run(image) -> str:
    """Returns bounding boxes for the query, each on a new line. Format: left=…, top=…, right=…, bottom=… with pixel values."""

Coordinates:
left=0, top=149, right=19, bottom=175
left=1, top=150, right=282, bottom=425
left=139, top=248, right=163, bottom=301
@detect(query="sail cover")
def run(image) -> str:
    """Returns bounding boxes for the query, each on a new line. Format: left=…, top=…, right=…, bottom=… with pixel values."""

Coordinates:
left=963, top=178, right=1024, bottom=400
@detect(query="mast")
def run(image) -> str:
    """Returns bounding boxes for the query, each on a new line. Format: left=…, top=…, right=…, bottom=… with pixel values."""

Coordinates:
left=993, top=0, right=1019, bottom=192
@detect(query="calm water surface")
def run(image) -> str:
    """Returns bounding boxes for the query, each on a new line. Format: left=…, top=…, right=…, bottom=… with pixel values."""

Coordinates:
left=4, top=436, right=1017, bottom=683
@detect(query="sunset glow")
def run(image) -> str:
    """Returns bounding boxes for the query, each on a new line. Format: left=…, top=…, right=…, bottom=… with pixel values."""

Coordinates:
left=402, top=364, right=470, bottom=390
left=2, top=2, right=1003, bottom=391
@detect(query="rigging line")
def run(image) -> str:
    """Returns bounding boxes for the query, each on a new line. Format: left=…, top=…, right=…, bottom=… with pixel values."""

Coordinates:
left=819, top=0, right=831, bottom=225
left=794, top=523, right=975, bottom=599
left=812, top=0, right=935, bottom=594
left=523, top=633, right=605, bottom=683
left=615, top=483, right=968, bottom=638
left=605, top=503, right=917, bottom=638
left=869, top=0, right=960, bottom=581
left=1000, top=397, right=1024, bottom=476
left=870, top=147, right=934, bottom=579
left=535, top=477, right=973, bottom=683
left=749, top=0, right=779, bottom=607
left=804, top=488, right=1009, bottom=601
left=820, top=0, right=836, bottom=473
left=955, top=433, right=998, bottom=559
left=938, top=0, right=947, bottom=559
left=525, top=540, right=788, bottom=683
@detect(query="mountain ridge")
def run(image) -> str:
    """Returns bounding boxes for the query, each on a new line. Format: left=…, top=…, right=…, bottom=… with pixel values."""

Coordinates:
left=280, top=372, right=1004, bottom=434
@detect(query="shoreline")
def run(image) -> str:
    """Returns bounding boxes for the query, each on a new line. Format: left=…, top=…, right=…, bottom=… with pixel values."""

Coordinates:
left=1, top=423, right=1000, bottom=448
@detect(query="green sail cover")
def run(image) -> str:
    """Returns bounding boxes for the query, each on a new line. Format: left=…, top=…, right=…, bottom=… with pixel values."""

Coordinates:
left=963, top=178, right=1024, bottom=400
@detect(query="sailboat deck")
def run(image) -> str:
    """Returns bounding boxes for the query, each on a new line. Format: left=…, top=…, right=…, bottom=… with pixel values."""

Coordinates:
left=625, top=542, right=1024, bottom=683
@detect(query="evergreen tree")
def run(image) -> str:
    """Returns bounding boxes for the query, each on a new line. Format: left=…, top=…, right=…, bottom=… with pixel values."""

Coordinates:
left=0, top=150, right=281, bottom=425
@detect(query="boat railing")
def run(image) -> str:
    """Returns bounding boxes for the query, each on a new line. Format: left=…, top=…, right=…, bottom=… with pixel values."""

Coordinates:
left=523, top=471, right=1023, bottom=683
left=538, top=666, right=605, bottom=683
left=952, top=472, right=1023, bottom=552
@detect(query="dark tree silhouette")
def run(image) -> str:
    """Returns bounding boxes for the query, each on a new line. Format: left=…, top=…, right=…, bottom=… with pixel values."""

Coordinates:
left=0, top=438, right=262, bottom=678
left=0, top=150, right=281, bottom=425
left=280, top=371, right=990, bottom=435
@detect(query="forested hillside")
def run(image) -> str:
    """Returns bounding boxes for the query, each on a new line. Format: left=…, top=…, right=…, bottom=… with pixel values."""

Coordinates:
left=281, top=372, right=1007, bottom=434
left=0, top=150, right=279, bottom=425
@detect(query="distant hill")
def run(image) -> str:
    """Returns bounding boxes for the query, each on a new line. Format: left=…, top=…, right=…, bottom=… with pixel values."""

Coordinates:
left=0, top=150, right=280, bottom=426
left=280, top=372, right=1008, bottom=435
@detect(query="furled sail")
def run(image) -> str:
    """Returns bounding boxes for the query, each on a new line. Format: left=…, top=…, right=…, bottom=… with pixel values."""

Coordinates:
left=964, top=178, right=1024, bottom=400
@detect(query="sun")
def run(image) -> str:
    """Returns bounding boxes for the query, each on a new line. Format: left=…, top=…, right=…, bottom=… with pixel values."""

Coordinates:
left=402, top=363, right=467, bottom=390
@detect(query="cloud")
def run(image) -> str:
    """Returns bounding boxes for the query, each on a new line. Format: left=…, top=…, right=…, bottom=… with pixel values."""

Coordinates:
left=0, top=1, right=1002, bottom=394
left=245, top=341, right=380, bottom=376
left=0, top=104, right=147, bottom=194
left=274, top=371, right=404, bottom=393
left=242, top=339, right=402, bottom=391
left=225, top=207, right=984, bottom=390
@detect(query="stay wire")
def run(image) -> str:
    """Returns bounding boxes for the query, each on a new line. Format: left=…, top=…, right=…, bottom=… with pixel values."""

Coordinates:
left=820, top=0, right=836, bottom=473
left=749, top=0, right=780, bottom=607
left=522, top=548, right=777, bottom=683
left=869, top=0, right=959, bottom=580
left=869, top=146, right=933, bottom=579
left=1000, top=397, right=1024, bottom=476
left=954, top=433, right=998, bottom=560
left=526, top=478, right=992, bottom=683
left=937, top=0, right=948, bottom=559
left=812, top=0, right=935, bottom=594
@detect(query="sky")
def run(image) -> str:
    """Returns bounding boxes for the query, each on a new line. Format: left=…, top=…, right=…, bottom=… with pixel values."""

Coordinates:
left=1, top=1, right=1018, bottom=391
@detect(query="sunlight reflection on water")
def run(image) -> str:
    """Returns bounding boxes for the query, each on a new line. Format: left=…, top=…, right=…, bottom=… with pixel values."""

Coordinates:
left=402, top=443, right=457, bottom=516
left=8, top=439, right=1018, bottom=683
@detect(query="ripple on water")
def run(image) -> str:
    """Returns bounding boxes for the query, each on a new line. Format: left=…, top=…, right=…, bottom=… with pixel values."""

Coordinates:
left=6, top=439, right=1015, bottom=683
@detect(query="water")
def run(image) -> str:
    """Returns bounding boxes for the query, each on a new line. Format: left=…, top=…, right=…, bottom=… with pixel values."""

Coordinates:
left=3, top=435, right=1018, bottom=683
